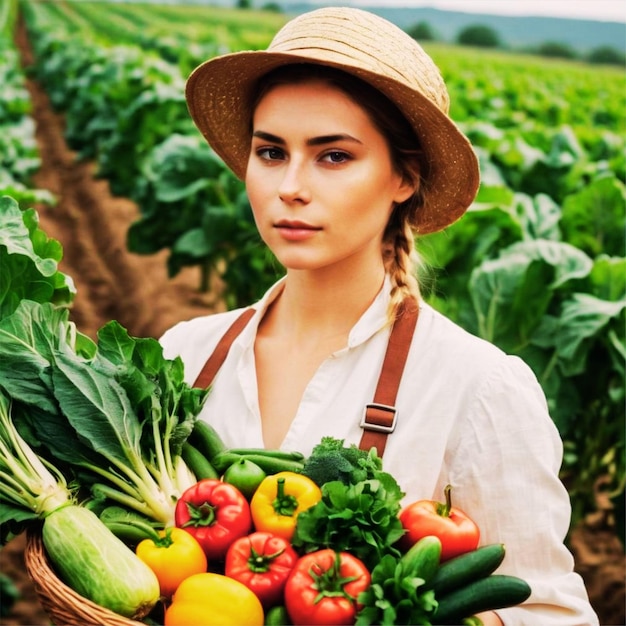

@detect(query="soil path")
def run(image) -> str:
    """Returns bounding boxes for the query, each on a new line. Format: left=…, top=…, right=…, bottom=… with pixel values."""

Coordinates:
left=2, top=14, right=624, bottom=626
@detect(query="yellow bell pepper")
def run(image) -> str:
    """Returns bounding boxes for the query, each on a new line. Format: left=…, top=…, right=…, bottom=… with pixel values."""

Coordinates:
left=164, top=572, right=264, bottom=626
left=250, top=471, right=322, bottom=541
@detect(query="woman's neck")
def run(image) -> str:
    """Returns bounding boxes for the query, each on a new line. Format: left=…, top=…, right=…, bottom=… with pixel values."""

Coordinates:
left=264, top=262, right=386, bottom=343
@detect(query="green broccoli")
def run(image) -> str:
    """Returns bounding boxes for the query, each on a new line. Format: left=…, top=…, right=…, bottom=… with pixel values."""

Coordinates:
left=301, top=437, right=383, bottom=486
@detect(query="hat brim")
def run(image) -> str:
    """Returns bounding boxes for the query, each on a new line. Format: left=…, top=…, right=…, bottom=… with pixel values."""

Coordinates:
left=186, top=50, right=479, bottom=234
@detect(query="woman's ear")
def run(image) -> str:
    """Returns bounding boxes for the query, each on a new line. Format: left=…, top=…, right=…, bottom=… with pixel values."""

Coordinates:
left=393, top=157, right=421, bottom=204
left=394, top=177, right=418, bottom=204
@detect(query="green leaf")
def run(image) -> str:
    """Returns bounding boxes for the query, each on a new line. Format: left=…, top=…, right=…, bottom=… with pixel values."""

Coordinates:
left=545, top=293, right=625, bottom=375
left=561, top=175, right=626, bottom=257
left=0, top=198, right=75, bottom=318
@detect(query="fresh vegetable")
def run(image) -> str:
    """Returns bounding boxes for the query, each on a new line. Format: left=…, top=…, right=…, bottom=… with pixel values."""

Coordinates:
left=182, top=441, right=220, bottom=480
left=225, top=531, right=298, bottom=608
left=0, top=301, right=207, bottom=527
left=430, top=543, right=506, bottom=596
left=399, top=485, right=480, bottom=561
left=284, top=549, right=370, bottom=626
left=175, top=478, right=252, bottom=560
left=292, top=472, right=405, bottom=571
left=213, top=450, right=305, bottom=476
left=43, top=504, right=160, bottom=618
left=399, top=535, right=442, bottom=584
left=188, top=420, right=227, bottom=464
left=136, top=526, right=208, bottom=598
left=355, top=538, right=441, bottom=625
left=223, top=457, right=267, bottom=500
left=432, top=574, right=532, bottom=624
left=250, top=472, right=322, bottom=542
left=0, top=390, right=161, bottom=618
left=96, top=505, right=164, bottom=545
left=300, top=437, right=382, bottom=486
left=165, top=572, right=265, bottom=626
left=264, top=605, right=291, bottom=626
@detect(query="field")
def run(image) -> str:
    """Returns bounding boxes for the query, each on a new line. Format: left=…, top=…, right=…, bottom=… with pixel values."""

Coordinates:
left=1, top=1, right=625, bottom=624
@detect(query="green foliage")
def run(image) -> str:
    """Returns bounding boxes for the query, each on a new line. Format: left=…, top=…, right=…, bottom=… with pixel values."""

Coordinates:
left=587, top=46, right=626, bottom=66
left=536, top=42, right=578, bottom=60
left=0, top=196, right=76, bottom=319
left=292, top=473, right=406, bottom=571
left=406, top=21, right=438, bottom=42
left=456, top=24, right=501, bottom=48
left=0, top=33, right=56, bottom=206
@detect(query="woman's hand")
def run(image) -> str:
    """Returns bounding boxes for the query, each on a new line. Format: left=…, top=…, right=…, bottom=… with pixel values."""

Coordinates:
left=475, top=611, right=504, bottom=625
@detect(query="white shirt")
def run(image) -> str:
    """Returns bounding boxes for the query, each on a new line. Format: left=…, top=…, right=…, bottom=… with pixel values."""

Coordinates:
left=160, top=278, right=598, bottom=625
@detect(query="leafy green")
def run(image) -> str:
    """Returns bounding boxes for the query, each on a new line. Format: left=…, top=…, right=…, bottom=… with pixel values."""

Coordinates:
left=0, top=196, right=74, bottom=319
left=0, top=301, right=207, bottom=526
left=292, top=471, right=405, bottom=571
left=356, top=554, right=438, bottom=626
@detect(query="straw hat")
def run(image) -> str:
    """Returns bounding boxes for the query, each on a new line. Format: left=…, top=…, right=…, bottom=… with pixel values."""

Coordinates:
left=186, top=6, right=480, bottom=234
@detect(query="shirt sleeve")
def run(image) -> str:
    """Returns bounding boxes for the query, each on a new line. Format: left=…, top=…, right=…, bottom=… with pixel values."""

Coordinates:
left=444, top=355, right=599, bottom=625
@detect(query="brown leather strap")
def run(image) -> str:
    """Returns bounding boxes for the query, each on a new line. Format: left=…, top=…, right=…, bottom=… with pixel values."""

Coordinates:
left=358, top=297, right=419, bottom=456
left=192, top=308, right=256, bottom=389
left=192, top=298, right=419, bottom=458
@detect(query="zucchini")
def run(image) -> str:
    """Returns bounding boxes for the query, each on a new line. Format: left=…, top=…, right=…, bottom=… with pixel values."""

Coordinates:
left=399, top=535, right=442, bottom=584
left=431, top=543, right=506, bottom=596
left=188, top=420, right=227, bottom=463
left=42, top=505, right=160, bottom=618
left=432, top=574, right=532, bottom=624
left=182, top=441, right=219, bottom=480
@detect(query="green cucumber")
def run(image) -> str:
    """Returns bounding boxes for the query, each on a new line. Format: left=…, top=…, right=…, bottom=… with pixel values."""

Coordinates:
left=213, top=451, right=305, bottom=475
left=182, top=441, right=219, bottom=480
left=264, top=605, right=292, bottom=625
left=432, top=574, right=531, bottom=624
left=227, top=447, right=305, bottom=461
left=431, top=543, right=506, bottom=596
left=188, top=420, right=227, bottom=463
left=42, top=505, right=160, bottom=618
left=399, top=535, right=442, bottom=584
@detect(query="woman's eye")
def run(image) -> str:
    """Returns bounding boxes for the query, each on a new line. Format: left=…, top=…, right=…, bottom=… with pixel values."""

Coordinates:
left=257, top=147, right=285, bottom=161
left=321, top=151, right=351, bottom=164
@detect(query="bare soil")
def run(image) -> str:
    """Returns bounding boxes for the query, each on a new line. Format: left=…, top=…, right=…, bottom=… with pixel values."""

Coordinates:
left=2, top=16, right=624, bottom=626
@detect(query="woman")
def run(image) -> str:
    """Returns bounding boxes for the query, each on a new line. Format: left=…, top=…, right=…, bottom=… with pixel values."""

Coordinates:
left=161, top=7, right=598, bottom=624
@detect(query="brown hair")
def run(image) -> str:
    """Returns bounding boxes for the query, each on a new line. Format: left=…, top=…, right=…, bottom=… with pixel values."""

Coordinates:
left=252, top=64, right=426, bottom=321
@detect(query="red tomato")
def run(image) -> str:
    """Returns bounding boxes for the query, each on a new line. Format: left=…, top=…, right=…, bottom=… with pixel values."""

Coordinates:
left=399, top=484, right=480, bottom=561
left=175, top=479, right=252, bottom=561
left=284, top=549, right=370, bottom=626
left=225, top=531, right=298, bottom=608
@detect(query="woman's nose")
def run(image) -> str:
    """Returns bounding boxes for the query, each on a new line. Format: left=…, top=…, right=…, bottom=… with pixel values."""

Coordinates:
left=278, top=161, right=311, bottom=204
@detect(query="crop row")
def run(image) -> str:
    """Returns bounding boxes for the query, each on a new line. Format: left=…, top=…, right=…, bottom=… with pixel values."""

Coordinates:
left=0, top=3, right=54, bottom=208
left=8, top=0, right=626, bottom=527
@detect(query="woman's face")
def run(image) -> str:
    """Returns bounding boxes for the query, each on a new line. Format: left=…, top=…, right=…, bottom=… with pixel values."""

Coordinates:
left=245, top=79, right=415, bottom=275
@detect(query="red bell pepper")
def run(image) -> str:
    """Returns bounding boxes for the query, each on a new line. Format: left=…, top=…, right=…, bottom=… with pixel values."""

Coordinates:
left=398, top=484, right=480, bottom=561
left=225, top=531, right=298, bottom=609
left=174, top=478, right=252, bottom=561
left=284, top=549, right=370, bottom=626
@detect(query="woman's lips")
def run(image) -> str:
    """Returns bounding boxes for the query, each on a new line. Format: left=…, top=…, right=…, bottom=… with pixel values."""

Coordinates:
left=274, top=220, right=322, bottom=241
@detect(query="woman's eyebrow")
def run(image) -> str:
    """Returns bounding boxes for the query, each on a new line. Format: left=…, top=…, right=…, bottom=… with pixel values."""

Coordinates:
left=252, top=130, right=362, bottom=146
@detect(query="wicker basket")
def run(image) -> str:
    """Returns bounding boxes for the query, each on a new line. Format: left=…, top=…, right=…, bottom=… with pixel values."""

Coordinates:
left=24, top=530, right=147, bottom=626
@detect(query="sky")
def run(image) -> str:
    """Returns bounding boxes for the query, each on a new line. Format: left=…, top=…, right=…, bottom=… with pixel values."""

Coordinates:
left=331, top=0, right=626, bottom=23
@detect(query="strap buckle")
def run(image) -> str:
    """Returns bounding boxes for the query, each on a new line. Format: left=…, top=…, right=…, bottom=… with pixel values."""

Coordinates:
left=360, top=403, right=398, bottom=434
